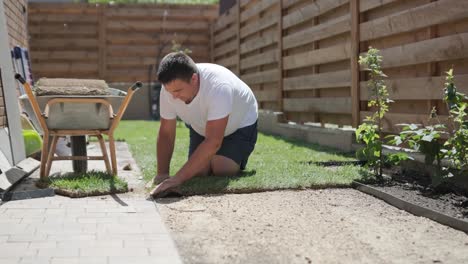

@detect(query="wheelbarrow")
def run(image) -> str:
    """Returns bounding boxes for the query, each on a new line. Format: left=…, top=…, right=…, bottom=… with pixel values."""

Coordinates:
left=15, top=74, right=142, bottom=180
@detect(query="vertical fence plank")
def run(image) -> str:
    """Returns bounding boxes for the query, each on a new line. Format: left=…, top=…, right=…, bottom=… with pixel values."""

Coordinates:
left=98, top=4, right=107, bottom=80
left=350, top=0, right=360, bottom=128
left=427, top=0, right=438, bottom=114
left=312, top=16, right=321, bottom=125
left=210, top=22, right=214, bottom=63
left=277, top=0, right=283, bottom=113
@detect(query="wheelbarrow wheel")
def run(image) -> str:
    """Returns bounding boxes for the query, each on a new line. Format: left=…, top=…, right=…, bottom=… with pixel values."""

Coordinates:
left=71, top=136, right=87, bottom=173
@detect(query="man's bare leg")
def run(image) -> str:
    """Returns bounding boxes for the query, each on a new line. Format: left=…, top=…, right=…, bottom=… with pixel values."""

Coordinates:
left=211, top=155, right=240, bottom=176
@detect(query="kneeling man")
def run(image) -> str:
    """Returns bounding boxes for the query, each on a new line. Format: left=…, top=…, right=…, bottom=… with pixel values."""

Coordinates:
left=150, top=52, right=258, bottom=196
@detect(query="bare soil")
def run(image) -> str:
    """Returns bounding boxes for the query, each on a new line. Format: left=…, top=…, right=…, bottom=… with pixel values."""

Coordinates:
left=372, top=184, right=468, bottom=220
left=368, top=168, right=468, bottom=220
left=156, top=189, right=468, bottom=264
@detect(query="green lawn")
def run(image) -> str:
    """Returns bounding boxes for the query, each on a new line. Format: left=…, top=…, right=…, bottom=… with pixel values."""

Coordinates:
left=114, top=120, right=366, bottom=195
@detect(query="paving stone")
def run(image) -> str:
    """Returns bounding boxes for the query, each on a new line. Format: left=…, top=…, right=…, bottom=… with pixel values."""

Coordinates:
left=0, top=225, right=35, bottom=235
left=0, top=245, right=36, bottom=257
left=50, top=257, right=107, bottom=264
left=0, top=258, right=20, bottom=264
left=0, top=242, right=29, bottom=251
left=0, top=218, right=21, bottom=224
left=77, top=217, right=115, bottom=224
left=19, top=217, right=45, bottom=224
left=46, top=234, right=96, bottom=242
left=8, top=234, right=48, bottom=242
left=57, top=240, right=123, bottom=249
left=37, top=228, right=83, bottom=236
left=108, top=256, right=182, bottom=264
left=37, top=248, right=79, bottom=257
left=79, top=247, right=148, bottom=257
left=19, top=257, right=51, bottom=264
left=28, top=241, right=57, bottom=249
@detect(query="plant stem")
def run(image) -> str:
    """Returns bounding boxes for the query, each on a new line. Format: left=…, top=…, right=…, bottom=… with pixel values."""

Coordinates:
left=375, top=78, right=383, bottom=179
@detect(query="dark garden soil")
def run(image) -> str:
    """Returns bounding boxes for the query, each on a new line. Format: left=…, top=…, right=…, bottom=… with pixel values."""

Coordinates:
left=364, top=167, right=468, bottom=221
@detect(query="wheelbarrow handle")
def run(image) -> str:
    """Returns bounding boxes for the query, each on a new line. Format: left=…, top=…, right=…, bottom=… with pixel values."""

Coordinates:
left=131, top=81, right=142, bottom=91
left=15, top=73, right=26, bottom=84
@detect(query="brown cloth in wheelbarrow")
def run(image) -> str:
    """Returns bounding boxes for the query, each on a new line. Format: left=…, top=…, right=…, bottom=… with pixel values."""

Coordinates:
left=34, top=78, right=112, bottom=96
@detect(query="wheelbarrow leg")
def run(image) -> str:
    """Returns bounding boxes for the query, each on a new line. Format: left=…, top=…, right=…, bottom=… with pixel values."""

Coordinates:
left=108, top=134, right=118, bottom=176
left=39, top=132, right=50, bottom=180
left=97, top=135, right=112, bottom=174
left=45, top=135, right=59, bottom=178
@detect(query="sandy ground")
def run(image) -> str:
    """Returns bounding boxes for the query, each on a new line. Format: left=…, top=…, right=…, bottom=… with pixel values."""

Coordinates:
left=156, top=189, right=468, bottom=264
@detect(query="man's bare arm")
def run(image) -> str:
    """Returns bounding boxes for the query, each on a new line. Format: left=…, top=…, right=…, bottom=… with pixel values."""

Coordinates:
left=157, top=118, right=177, bottom=176
left=172, top=116, right=228, bottom=184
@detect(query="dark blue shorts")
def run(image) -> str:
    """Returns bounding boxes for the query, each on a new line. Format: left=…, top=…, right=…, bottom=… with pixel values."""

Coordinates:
left=188, top=121, right=258, bottom=170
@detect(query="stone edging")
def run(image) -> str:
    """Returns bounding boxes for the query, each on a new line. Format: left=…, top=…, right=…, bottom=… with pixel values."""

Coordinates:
left=258, top=110, right=355, bottom=152
left=352, top=181, right=468, bottom=233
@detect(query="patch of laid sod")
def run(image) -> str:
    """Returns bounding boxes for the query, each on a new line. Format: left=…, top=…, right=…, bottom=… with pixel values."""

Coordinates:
left=114, top=120, right=365, bottom=195
left=179, top=165, right=366, bottom=195
left=37, top=170, right=128, bottom=198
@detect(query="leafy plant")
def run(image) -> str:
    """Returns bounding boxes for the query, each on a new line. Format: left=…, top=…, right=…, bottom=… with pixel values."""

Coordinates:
left=171, top=40, right=192, bottom=54
left=390, top=69, right=468, bottom=186
left=389, top=117, right=446, bottom=186
left=356, top=47, right=405, bottom=179
left=442, top=69, right=468, bottom=175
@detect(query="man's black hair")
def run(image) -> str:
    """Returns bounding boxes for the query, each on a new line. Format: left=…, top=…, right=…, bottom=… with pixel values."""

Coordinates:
left=157, top=52, right=198, bottom=84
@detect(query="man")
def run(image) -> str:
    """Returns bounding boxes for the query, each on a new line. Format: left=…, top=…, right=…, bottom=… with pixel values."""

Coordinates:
left=150, top=52, right=258, bottom=197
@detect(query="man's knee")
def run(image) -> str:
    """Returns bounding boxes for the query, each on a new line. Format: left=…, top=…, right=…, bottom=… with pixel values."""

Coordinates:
left=211, top=155, right=239, bottom=176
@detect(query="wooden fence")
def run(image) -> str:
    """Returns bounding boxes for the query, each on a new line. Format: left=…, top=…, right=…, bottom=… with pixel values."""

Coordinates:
left=28, top=3, right=217, bottom=83
left=212, top=0, right=468, bottom=131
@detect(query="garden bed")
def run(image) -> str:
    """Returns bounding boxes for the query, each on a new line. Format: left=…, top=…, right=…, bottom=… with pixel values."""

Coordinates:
left=351, top=166, right=468, bottom=233
left=362, top=168, right=468, bottom=220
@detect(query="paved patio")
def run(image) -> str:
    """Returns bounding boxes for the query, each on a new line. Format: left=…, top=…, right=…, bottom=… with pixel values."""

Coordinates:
left=0, top=142, right=182, bottom=264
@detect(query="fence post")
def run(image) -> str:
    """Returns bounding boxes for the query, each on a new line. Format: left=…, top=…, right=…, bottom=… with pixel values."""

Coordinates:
left=210, top=23, right=214, bottom=63
left=277, top=0, right=283, bottom=113
left=98, top=4, right=107, bottom=80
left=350, top=0, right=360, bottom=128
left=427, top=0, right=438, bottom=114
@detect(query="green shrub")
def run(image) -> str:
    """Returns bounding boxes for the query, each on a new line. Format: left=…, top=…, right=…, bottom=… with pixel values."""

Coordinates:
left=356, top=47, right=406, bottom=179
left=442, top=69, right=468, bottom=175
left=390, top=69, right=468, bottom=186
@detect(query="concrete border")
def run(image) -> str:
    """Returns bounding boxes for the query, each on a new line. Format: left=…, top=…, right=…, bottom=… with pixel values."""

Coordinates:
left=353, top=181, right=468, bottom=233
left=257, top=110, right=355, bottom=152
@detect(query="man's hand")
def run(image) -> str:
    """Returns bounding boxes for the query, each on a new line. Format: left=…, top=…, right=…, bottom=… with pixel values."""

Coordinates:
left=150, top=177, right=181, bottom=198
left=146, top=174, right=169, bottom=188
left=153, top=174, right=170, bottom=185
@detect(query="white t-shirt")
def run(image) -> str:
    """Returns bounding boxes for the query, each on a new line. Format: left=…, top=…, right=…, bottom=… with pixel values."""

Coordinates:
left=160, top=63, right=258, bottom=136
